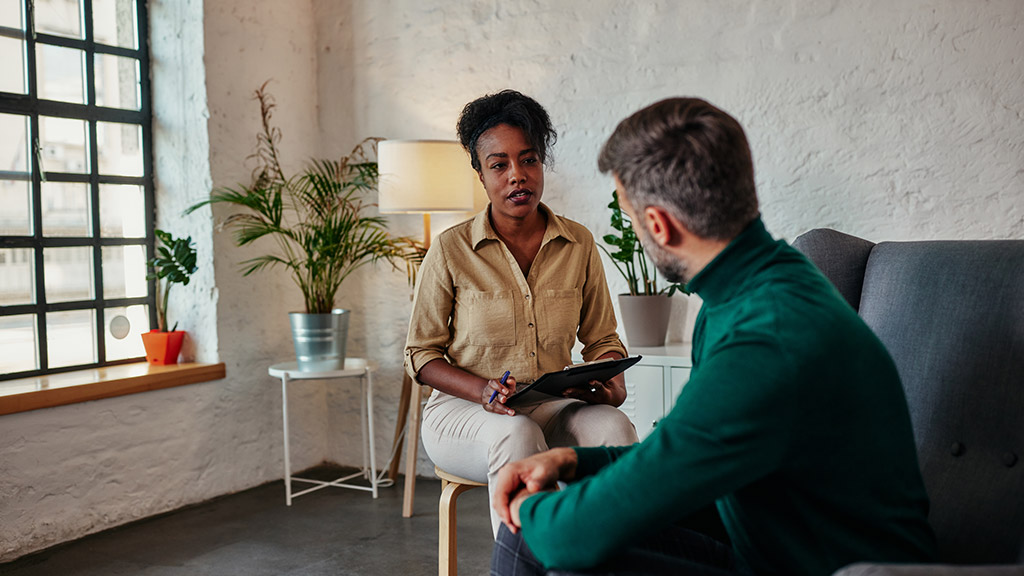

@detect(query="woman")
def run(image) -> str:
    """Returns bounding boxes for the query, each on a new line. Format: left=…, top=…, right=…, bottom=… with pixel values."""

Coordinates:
left=404, top=90, right=638, bottom=534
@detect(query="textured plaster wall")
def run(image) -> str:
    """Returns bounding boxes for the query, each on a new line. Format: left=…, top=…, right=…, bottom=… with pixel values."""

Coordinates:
left=2, top=0, right=1022, bottom=562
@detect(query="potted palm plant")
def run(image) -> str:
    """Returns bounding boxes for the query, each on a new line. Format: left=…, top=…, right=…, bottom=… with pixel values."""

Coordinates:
left=600, top=190, right=687, bottom=347
left=143, top=229, right=198, bottom=365
left=187, top=83, right=422, bottom=371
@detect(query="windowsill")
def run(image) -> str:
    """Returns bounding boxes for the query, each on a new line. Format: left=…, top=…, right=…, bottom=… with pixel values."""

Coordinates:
left=0, top=362, right=227, bottom=416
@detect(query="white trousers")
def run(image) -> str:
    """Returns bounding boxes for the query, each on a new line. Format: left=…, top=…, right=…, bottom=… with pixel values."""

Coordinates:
left=420, top=389, right=639, bottom=536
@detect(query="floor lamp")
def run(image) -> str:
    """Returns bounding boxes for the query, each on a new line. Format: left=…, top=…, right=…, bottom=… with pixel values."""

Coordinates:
left=378, top=140, right=478, bottom=517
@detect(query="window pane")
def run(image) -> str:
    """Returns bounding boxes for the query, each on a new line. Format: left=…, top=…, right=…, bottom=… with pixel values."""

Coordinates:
left=102, top=244, right=146, bottom=299
left=99, top=183, right=144, bottom=237
left=0, top=179, right=32, bottom=235
left=0, top=248, right=35, bottom=305
left=0, top=114, right=31, bottom=235
left=0, top=112, right=30, bottom=171
left=43, top=246, right=93, bottom=302
left=40, top=116, right=88, bottom=174
left=36, top=43, right=85, bottom=104
left=41, top=181, right=90, bottom=237
left=97, top=121, right=142, bottom=176
left=46, top=309, right=96, bottom=368
left=92, top=0, right=136, bottom=49
left=1, top=0, right=25, bottom=28
left=104, top=304, right=146, bottom=361
left=94, top=53, right=139, bottom=110
left=0, top=36, right=27, bottom=94
left=34, top=0, right=83, bottom=39
left=0, top=314, right=39, bottom=374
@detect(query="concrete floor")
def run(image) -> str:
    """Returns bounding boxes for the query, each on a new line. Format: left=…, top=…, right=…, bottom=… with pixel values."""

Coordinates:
left=0, top=467, right=494, bottom=576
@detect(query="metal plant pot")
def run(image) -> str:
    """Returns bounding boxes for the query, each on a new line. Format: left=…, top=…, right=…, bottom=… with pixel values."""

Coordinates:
left=289, top=309, right=350, bottom=372
left=618, top=294, right=673, bottom=347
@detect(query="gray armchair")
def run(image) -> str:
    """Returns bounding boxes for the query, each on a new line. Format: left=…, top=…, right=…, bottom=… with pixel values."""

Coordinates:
left=793, top=229, right=1024, bottom=574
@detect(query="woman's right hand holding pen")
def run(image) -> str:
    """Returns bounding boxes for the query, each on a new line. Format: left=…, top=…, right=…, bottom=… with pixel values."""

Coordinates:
left=483, top=372, right=517, bottom=416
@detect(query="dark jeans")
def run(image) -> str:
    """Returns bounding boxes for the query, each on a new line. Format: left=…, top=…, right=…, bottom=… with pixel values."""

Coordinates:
left=491, top=507, right=746, bottom=576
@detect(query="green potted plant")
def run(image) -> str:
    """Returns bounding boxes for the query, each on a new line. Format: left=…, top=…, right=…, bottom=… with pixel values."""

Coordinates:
left=187, top=83, right=422, bottom=372
left=600, top=190, right=687, bottom=347
left=143, top=229, right=198, bottom=365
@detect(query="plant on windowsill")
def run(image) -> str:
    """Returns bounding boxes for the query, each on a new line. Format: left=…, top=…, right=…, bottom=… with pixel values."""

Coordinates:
left=599, top=190, right=688, bottom=347
left=142, top=229, right=198, bottom=365
left=186, top=82, right=423, bottom=372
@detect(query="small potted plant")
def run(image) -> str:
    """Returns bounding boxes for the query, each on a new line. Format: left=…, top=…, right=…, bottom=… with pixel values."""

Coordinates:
left=600, top=190, right=687, bottom=347
left=187, top=82, right=422, bottom=372
left=142, top=229, right=198, bottom=365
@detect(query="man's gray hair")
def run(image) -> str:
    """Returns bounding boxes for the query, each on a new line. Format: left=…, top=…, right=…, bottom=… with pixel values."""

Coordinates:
left=598, top=98, right=759, bottom=241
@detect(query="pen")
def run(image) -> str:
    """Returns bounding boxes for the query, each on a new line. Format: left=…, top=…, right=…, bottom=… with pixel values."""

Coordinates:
left=488, top=370, right=511, bottom=404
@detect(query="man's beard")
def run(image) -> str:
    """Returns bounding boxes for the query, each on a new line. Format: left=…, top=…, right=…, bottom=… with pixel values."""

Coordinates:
left=636, top=226, right=689, bottom=284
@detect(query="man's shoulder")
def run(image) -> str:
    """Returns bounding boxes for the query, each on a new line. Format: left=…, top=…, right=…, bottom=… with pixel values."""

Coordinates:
left=707, top=252, right=874, bottom=355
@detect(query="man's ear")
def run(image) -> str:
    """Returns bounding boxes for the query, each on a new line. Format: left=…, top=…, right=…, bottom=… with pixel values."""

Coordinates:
left=642, top=205, right=683, bottom=248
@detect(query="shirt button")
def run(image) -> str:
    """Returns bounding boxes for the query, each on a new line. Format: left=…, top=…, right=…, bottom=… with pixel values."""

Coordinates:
left=529, top=352, right=536, bottom=357
left=528, top=323, right=534, bottom=328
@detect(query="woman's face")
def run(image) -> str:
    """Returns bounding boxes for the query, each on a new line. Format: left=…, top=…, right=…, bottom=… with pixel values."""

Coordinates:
left=475, top=123, right=544, bottom=220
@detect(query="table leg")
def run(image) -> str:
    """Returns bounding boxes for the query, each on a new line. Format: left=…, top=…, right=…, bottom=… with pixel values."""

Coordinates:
left=366, top=367, right=378, bottom=498
left=360, top=375, right=368, bottom=478
left=281, top=373, right=292, bottom=506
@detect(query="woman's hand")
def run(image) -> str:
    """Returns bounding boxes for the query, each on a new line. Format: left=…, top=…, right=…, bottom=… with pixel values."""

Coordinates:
left=562, top=371, right=627, bottom=407
left=482, top=375, right=518, bottom=416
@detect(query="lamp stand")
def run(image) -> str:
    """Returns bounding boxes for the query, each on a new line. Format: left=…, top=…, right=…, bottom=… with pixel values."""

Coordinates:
left=389, top=212, right=434, bottom=515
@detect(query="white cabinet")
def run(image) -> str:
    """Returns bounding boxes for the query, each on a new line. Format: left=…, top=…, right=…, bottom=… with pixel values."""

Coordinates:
left=620, top=345, right=691, bottom=440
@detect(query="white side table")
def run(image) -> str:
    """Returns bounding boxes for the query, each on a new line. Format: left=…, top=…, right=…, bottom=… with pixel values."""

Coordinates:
left=269, top=358, right=381, bottom=505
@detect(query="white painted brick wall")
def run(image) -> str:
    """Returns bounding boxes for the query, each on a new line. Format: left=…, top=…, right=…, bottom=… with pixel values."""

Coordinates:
left=2, top=0, right=1021, bottom=562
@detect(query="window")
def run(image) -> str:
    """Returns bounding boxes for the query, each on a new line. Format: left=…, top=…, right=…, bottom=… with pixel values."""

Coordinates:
left=1, top=0, right=154, bottom=379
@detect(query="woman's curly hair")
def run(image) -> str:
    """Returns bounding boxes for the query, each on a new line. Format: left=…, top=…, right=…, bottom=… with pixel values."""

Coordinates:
left=456, top=89, right=557, bottom=172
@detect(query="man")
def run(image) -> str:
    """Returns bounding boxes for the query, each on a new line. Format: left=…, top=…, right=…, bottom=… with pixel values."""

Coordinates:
left=490, top=98, right=937, bottom=576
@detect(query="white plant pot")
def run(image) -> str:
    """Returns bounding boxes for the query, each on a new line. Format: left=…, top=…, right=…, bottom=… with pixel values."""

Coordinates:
left=618, top=294, right=673, bottom=348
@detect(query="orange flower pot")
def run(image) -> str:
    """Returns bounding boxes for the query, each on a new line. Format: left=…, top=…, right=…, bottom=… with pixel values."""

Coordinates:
left=141, top=330, right=185, bottom=365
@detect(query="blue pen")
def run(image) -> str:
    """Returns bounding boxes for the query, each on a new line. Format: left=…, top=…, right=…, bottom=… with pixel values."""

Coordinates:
left=488, top=370, right=511, bottom=404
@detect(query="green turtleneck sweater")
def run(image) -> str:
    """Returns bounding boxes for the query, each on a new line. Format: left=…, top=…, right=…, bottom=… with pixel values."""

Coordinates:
left=518, top=218, right=936, bottom=575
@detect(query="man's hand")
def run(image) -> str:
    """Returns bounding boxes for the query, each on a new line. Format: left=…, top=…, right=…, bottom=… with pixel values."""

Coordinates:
left=492, top=447, right=578, bottom=532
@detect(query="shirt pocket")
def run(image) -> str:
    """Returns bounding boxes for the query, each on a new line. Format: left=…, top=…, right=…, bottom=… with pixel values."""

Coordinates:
left=537, top=288, right=582, bottom=347
left=456, top=289, right=516, bottom=347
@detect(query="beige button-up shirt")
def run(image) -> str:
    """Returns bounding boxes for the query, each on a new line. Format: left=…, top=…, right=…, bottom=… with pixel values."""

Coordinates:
left=405, top=204, right=626, bottom=386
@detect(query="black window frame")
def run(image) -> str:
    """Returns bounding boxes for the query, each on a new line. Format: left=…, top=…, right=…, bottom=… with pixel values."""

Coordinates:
left=0, top=0, right=156, bottom=381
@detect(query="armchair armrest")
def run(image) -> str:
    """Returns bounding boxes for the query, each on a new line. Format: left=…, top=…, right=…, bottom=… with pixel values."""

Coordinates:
left=834, top=563, right=1024, bottom=576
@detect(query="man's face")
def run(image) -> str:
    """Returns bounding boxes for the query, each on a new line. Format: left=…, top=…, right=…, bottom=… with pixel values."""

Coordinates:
left=614, top=177, right=690, bottom=284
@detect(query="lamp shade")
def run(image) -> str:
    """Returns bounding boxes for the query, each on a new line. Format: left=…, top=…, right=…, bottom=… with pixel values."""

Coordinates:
left=377, top=140, right=480, bottom=213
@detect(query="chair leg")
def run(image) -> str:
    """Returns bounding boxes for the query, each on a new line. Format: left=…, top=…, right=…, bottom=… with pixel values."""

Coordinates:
left=439, top=480, right=476, bottom=576
left=403, top=383, right=422, bottom=518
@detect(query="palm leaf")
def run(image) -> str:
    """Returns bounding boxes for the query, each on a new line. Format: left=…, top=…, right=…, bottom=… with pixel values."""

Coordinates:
left=185, top=89, right=419, bottom=313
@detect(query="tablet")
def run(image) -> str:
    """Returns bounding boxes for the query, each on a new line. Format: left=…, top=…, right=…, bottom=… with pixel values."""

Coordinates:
left=506, top=355, right=642, bottom=405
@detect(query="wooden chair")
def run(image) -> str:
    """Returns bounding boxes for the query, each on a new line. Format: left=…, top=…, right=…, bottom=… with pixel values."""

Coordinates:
left=391, top=377, right=487, bottom=575
left=435, top=466, right=487, bottom=576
